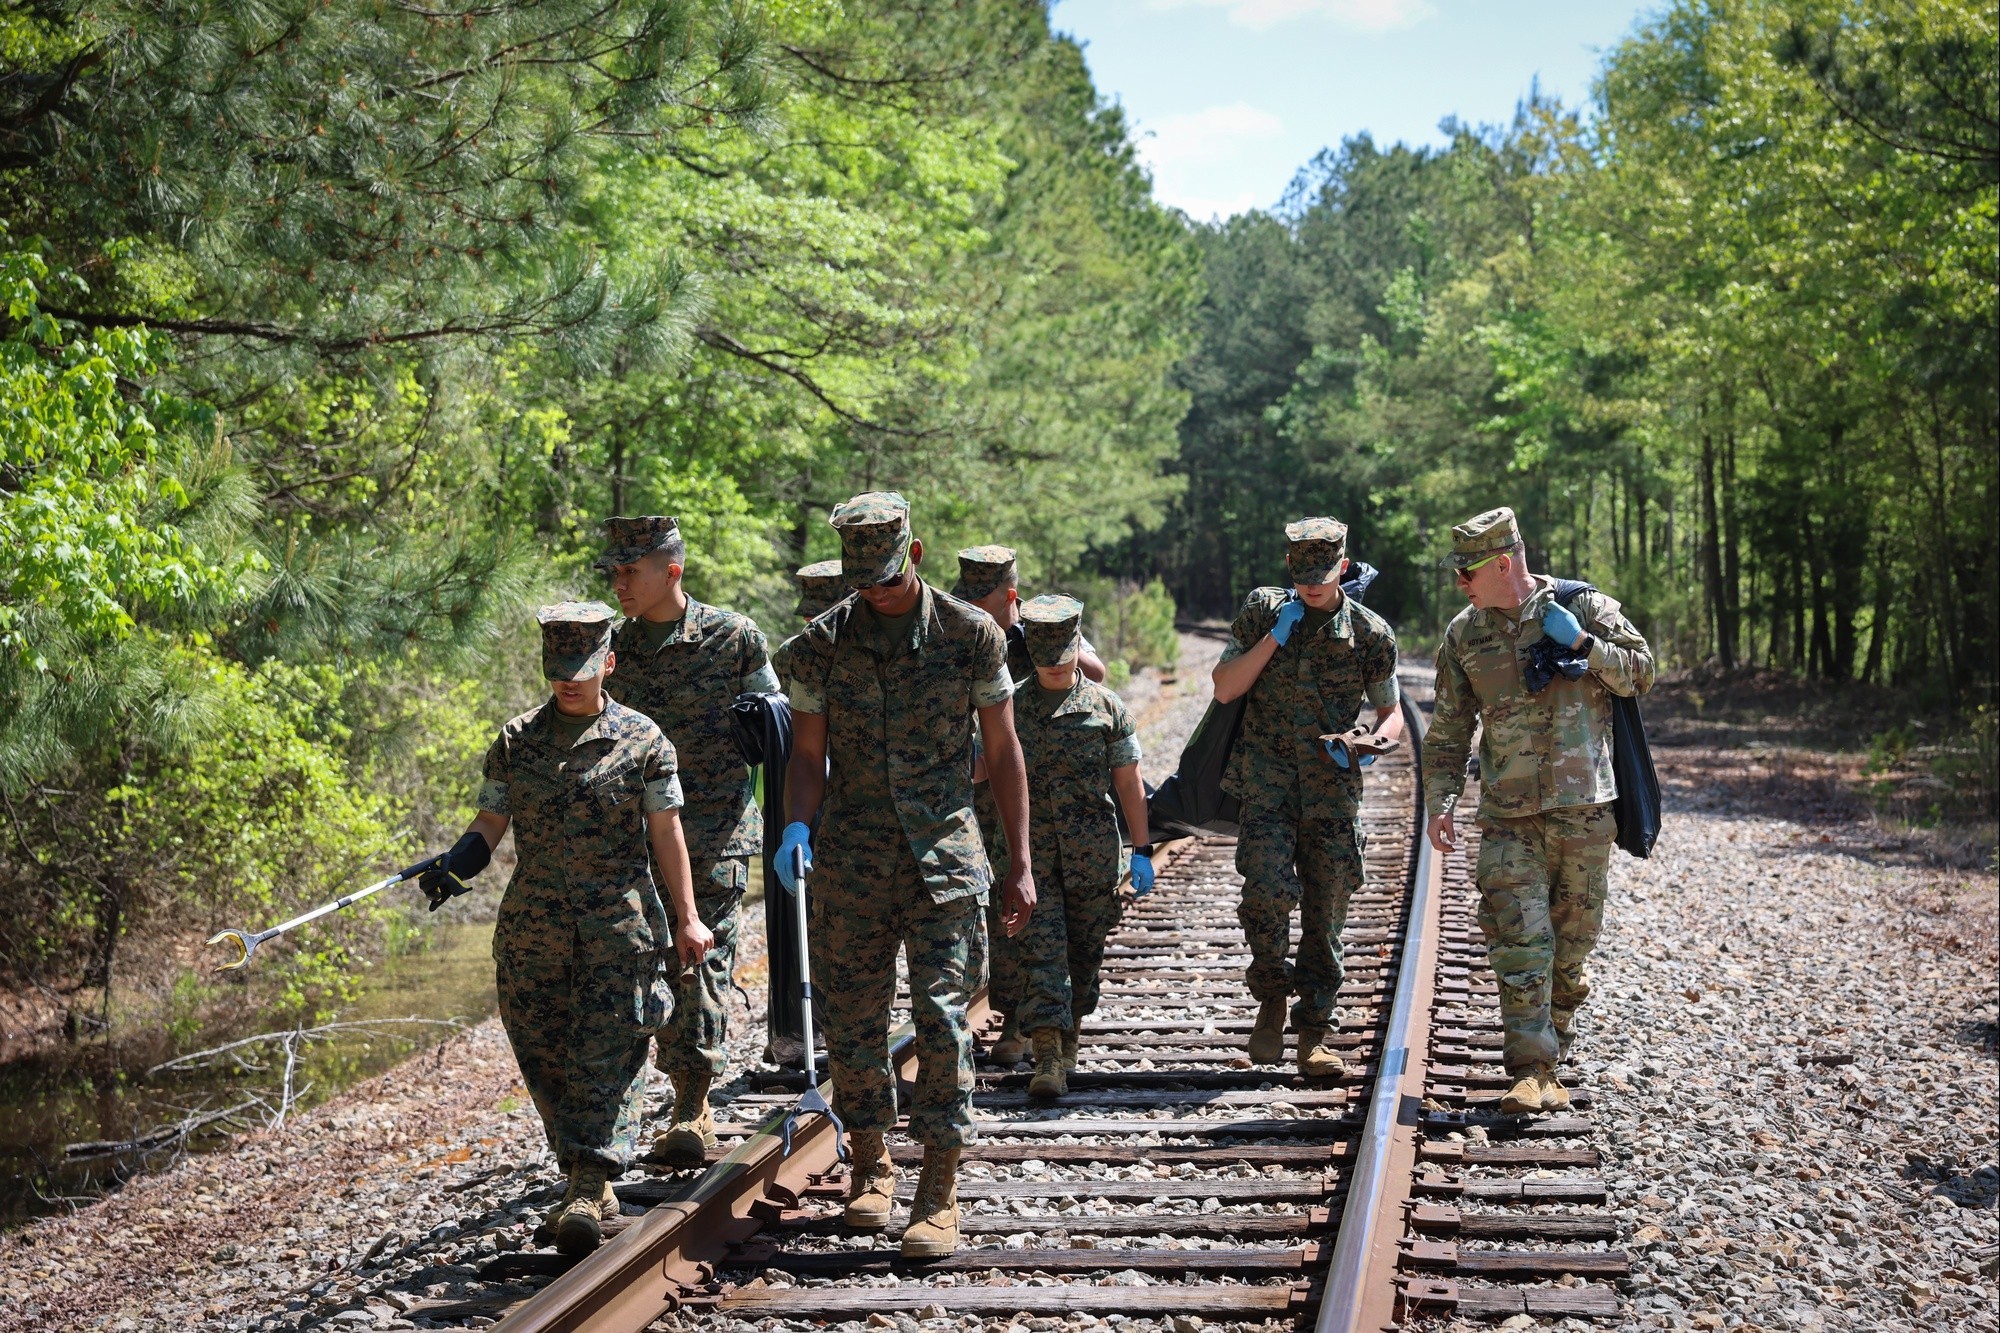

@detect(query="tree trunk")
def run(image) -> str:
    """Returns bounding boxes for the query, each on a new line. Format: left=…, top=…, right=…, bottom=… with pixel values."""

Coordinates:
left=1722, top=425, right=1742, bottom=666
left=1700, top=423, right=1731, bottom=667
left=1862, top=538, right=1892, bottom=684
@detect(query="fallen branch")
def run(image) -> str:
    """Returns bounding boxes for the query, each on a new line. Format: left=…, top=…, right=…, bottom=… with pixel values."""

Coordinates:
left=147, top=1016, right=474, bottom=1079
left=61, top=1096, right=264, bottom=1161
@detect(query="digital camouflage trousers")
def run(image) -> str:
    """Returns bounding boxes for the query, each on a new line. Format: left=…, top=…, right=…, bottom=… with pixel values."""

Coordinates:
left=811, top=837, right=983, bottom=1148
left=1474, top=802, right=1615, bottom=1074
left=494, top=912, right=663, bottom=1172
left=653, top=856, right=747, bottom=1080
left=1235, top=799, right=1367, bottom=1031
left=1013, top=862, right=1124, bottom=1036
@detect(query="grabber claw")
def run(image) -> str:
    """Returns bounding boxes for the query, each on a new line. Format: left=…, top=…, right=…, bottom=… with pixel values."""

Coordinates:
left=206, top=928, right=257, bottom=973
left=781, top=1083, right=846, bottom=1162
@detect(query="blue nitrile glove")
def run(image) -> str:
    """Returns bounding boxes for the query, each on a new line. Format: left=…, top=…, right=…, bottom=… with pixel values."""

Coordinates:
left=1541, top=601, right=1585, bottom=648
left=1270, top=596, right=1306, bottom=646
left=1129, top=853, right=1155, bottom=896
left=775, top=821, right=813, bottom=891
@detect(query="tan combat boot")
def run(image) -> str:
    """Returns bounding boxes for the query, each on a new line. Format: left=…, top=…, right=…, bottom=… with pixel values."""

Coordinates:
left=1028, top=1029, right=1068, bottom=1100
left=553, top=1163, right=616, bottom=1256
left=1538, top=1064, right=1572, bottom=1111
left=900, top=1146, right=962, bottom=1259
left=842, top=1130, right=897, bottom=1230
left=1247, top=997, right=1287, bottom=1064
left=1499, top=1069, right=1544, bottom=1115
left=989, top=1014, right=1029, bottom=1065
left=643, top=1071, right=717, bottom=1169
left=1061, top=1027, right=1079, bottom=1073
left=1297, top=1026, right=1346, bottom=1078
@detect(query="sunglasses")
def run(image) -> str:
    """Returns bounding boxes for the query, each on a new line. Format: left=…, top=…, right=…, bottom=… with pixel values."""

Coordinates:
left=1453, top=552, right=1503, bottom=581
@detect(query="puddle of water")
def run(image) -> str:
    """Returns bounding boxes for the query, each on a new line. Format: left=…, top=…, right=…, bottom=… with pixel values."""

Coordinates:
left=0, top=921, right=497, bottom=1226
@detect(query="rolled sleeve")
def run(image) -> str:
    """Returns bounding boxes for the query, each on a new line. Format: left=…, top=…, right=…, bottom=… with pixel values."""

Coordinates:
left=1107, top=734, right=1143, bottom=768
left=643, top=774, right=684, bottom=813
left=738, top=662, right=781, bottom=695
left=476, top=779, right=510, bottom=815
left=789, top=677, right=827, bottom=714
left=1364, top=674, right=1401, bottom=708
left=972, top=669, right=1016, bottom=709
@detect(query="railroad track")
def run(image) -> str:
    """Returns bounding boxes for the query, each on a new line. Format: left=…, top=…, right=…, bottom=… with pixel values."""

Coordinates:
left=407, top=687, right=1627, bottom=1330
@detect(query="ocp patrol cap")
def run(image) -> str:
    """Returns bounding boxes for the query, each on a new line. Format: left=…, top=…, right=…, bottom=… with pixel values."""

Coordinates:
left=952, top=545, right=1017, bottom=601
left=1449, top=506, right=1520, bottom=568
left=537, top=600, right=617, bottom=681
left=829, top=491, right=913, bottom=590
left=1020, top=594, right=1085, bottom=668
left=1284, top=517, right=1348, bottom=586
left=594, top=515, right=680, bottom=572
left=793, top=559, right=846, bottom=620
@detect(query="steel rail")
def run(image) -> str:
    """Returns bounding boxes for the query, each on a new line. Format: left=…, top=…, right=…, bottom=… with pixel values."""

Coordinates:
left=1317, top=694, right=1438, bottom=1332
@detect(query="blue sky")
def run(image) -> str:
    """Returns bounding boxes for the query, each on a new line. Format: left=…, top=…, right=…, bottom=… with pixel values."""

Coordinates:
left=1054, top=0, right=1660, bottom=220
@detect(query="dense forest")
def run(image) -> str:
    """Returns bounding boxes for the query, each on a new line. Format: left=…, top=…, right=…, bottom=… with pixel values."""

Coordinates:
left=0, top=0, right=1993, bottom=1033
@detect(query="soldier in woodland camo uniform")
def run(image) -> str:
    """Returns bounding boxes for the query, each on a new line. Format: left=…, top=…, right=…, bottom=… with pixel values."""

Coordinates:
left=774, top=560, right=849, bottom=691
left=952, top=546, right=1106, bottom=1065
left=1424, top=506, right=1653, bottom=1114
left=426, top=601, right=712, bottom=1256
left=1003, top=596, right=1153, bottom=1100
left=1211, top=519, right=1402, bottom=1078
left=596, top=517, right=780, bottom=1168
left=778, top=493, right=1036, bottom=1260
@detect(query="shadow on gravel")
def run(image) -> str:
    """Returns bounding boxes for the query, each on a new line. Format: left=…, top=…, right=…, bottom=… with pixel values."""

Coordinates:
left=1951, top=1016, right=1998, bottom=1053
left=1904, top=1156, right=2000, bottom=1211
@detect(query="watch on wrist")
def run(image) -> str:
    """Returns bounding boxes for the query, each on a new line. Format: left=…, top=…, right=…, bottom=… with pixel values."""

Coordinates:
left=1132, top=843, right=1154, bottom=857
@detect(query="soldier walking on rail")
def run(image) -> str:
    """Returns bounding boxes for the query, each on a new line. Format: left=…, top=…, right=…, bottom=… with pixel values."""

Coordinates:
left=596, top=517, right=780, bottom=1168
left=953, top=545, right=1105, bottom=1064
left=1211, top=519, right=1402, bottom=1077
left=778, top=494, right=1037, bottom=1260
left=1424, top=507, right=1654, bottom=1114
left=414, top=602, right=712, bottom=1255
left=999, top=595, right=1152, bottom=1100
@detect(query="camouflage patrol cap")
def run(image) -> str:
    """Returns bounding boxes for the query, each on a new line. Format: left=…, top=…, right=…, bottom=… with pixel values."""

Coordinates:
left=1284, top=517, right=1349, bottom=586
left=793, top=559, right=846, bottom=620
left=594, top=515, right=680, bottom=572
left=953, top=545, right=1017, bottom=600
left=829, top=491, right=913, bottom=590
left=1449, top=507, right=1520, bottom=568
left=1020, top=594, right=1085, bottom=668
left=537, top=600, right=617, bottom=681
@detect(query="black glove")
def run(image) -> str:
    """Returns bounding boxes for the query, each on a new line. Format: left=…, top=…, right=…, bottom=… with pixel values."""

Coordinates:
left=401, top=832, right=492, bottom=911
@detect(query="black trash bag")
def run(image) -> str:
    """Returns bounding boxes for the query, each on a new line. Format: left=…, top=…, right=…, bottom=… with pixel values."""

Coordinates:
left=731, top=692, right=825, bottom=1058
left=1147, top=562, right=1385, bottom=841
left=1536, top=580, right=1661, bottom=860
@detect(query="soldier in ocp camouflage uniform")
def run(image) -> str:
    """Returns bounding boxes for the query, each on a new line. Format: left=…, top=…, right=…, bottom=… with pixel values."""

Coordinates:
left=596, top=517, right=780, bottom=1168
left=1210, top=519, right=1402, bottom=1077
left=778, top=494, right=1036, bottom=1260
left=419, top=601, right=713, bottom=1256
left=953, top=546, right=1105, bottom=1065
left=1424, top=507, right=1653, bottom=1114
left=1003, top=596, right=1154, bottom=1100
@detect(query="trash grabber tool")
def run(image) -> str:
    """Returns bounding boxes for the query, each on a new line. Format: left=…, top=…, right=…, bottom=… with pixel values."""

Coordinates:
left=206, top=869, right=416, bottom=973
left=778, top=845, right=845, bottom=1161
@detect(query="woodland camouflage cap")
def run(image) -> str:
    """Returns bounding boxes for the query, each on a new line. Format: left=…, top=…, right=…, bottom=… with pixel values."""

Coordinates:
left=1449, top=507, right=1520, bottom=568
left=793, top=559, right=847, bottom=620
left=952, top=545, right=1017, bottom=601
left=594, top=515, right=680, bottom=572
left=829, top=491, right=913, bottom=589
left=1020, top=594, right=1085, bottom=667
left=537, top=600, right=617, bottom=681
left=1284, top=517, right=1349, bottom=586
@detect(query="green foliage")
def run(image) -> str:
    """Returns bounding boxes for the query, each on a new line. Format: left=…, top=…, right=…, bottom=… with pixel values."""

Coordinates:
left=1125, top=0, right=1995, bottom=712
left=1073, top=578, right=1181, bottom=673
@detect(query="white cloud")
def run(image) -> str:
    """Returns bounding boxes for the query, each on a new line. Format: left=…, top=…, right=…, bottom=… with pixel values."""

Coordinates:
left=1150, top=0, right=1435, bottom=32
left=1139, top=102, right=1285, bottom=169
